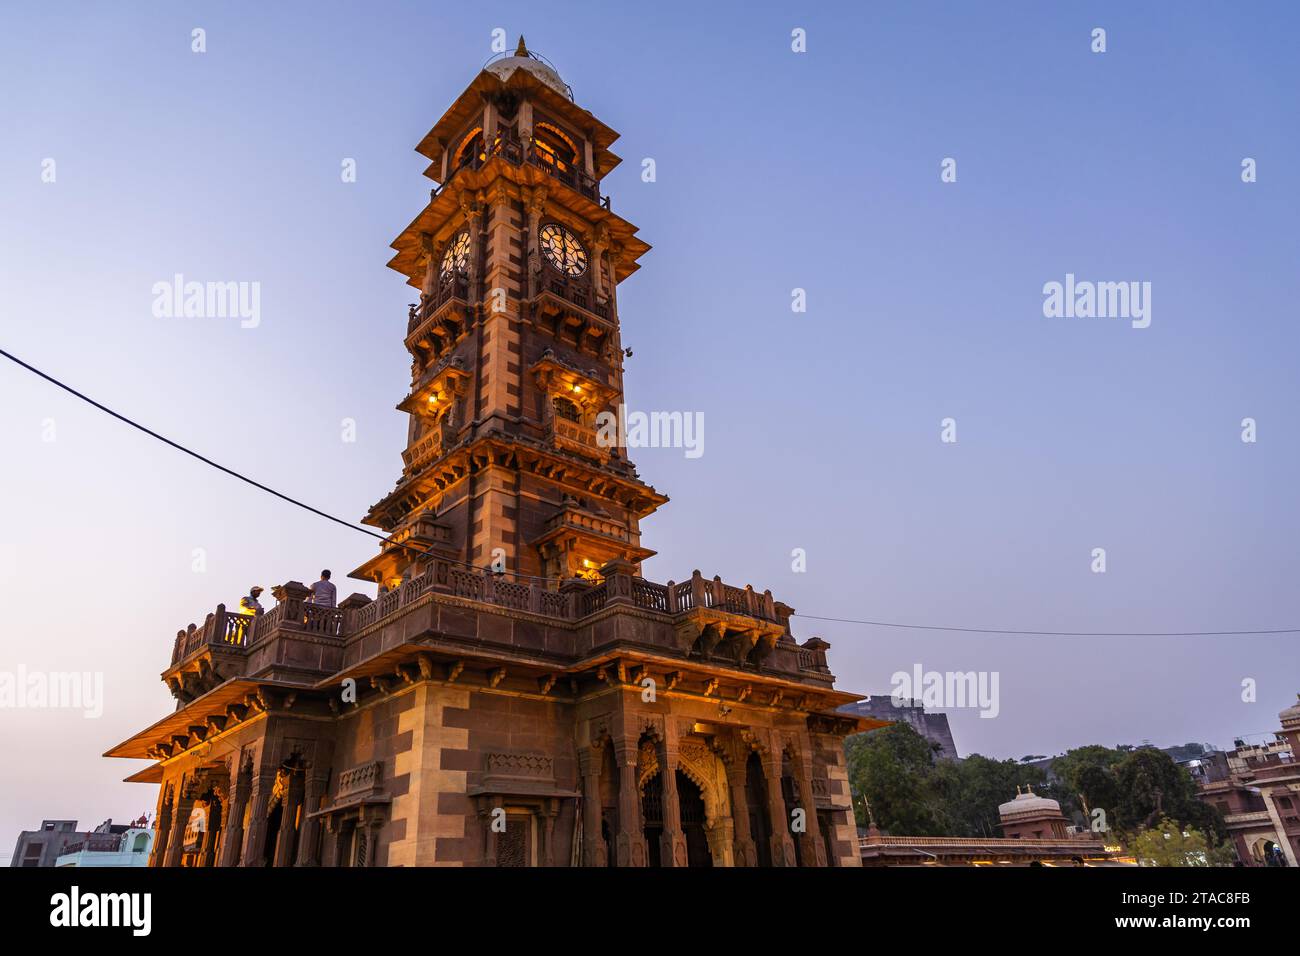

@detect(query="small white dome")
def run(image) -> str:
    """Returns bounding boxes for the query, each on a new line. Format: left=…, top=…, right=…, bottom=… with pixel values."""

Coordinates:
left=998, top=786, right=1062, bottom=818
left=1280, top=693, right=1300, bottom=723
left=484, top=38, right=570, bottom=99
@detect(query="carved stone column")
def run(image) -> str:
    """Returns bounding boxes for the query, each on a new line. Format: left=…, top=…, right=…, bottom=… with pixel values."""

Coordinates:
left=273, top=771, right=305, bottom=868
left=614, top=738, right=647, bottom=867
left=792, top=746, right=826, bottom=867
left=218, top=767, right=250, bottom=867
left=295, top=772, right=328, bottom=866
left=541, top=799, right=557, bottom=868
left=239, top=771, right=275, bottom=866
left=761, top=749, right=797, bottom=867
left=523, top=186, right=548, bottom=299
left=198, top=799, right=222, bottom=867
left=459, top=192, right=483, bottom=303
left=579, top=746, right=607, bottom=867
left=725, top=760, right=756, bottom=867
left=149, top=786, right=173, bottom=868
left=705, top=817, right=736, bottom=868
left=590, top=222, right=610, bottom=302
left=162, top=789, right=193, bottom=867
left=658, top=740, right=688, bottom=867
left=320, top=816, right=340, bottom=868
left=479, top=797, right=499, bottom=867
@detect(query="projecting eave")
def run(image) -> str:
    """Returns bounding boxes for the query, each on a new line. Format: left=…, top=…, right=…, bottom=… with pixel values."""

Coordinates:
left=103, top=678, right=304, bottom=761
left=415, top=68, right=623, bottom=179
left=386, top=161, right=651, bottom=290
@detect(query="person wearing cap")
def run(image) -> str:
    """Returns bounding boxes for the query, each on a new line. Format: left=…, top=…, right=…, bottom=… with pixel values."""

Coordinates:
left=239, top=585, right=265, bottom=616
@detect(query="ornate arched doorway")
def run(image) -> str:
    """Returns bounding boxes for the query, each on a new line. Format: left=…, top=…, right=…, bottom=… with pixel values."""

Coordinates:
left=678, top=771, right=712, bottom=867
left=640, top=768, right=713, bottom=868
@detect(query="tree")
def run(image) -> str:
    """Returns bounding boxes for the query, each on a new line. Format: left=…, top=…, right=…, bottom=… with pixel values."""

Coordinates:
left=1049, top=744, right=1228, bottom=847
left=1112, top=747, right=1226, bottom=841
left=847, top=725, right=1047, bottom=838
left=933, top=755, right=1048, bottom=838
left=1131, top=817, right=1235, bottom=867
left=845, top=723, right=946, bottom=835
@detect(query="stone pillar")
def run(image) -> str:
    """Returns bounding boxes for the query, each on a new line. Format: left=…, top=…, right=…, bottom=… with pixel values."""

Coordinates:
left=580, top=748, right=607, bottom=867
left=705, top=817, right=736, bottom=867
left=725, top=761, right=756, bottom=867
left=792, top=747, right=826, bottom=867
left=460, top=194, right=482, bottom=298
left=762, top=750, right=797, bottom=867
left=149, top=787, right=173, bottom=868
left=541, top=800, right=557, bottom=868
left=273, top=773, right=305, bottom=868
left=295, top=772, right=328, bottom=866
left=658, top=741, right=688, bottom=867
left=524, top=186, right=547, bottom=299
left=162, top=790, right=193, bottom=867
left=590, top=223, right=610, bottom=301
left=218, top=770, right=250, bottom=866
left=614, top=739, right=647, bottom=867
left=198, top=799, right=222, bottom=868
left=239, top=772, right=275, bottom=866
left=321, top=817, right=342, bottom=868
left=480, top=797, right=499, bottom=867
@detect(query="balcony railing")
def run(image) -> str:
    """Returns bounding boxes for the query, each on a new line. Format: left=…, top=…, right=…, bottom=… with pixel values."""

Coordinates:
left=859, top=835, right=1102, bottom=849
left=539, top=273, right=610, bottom=321
left=408, top=276, right=470, bottom=335
left=550, top=416, right=605, bottom=460
left=169, top=565, right=785, bottom=674
left=401, top=426, right=446, bottom=475
left=170, top=605, right=254, bottom=665
left=1223, top=810, right=1273, bottom=825
left=170, top=591, right=341, bottom=667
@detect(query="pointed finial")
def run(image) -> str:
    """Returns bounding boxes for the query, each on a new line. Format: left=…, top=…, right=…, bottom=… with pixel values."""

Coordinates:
left=515, top=36, right=528, bottom=57
left=1016, top=785, right=1022, bottom=796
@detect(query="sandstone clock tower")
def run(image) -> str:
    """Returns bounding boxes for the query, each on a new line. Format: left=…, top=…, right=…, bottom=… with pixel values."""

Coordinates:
left=112, top=40, right=874, bottom=871
left=352, top=38, right=666, bottom=590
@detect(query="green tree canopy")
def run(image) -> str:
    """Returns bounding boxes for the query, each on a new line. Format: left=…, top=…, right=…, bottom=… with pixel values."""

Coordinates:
left=1131, top=817, right=1235, bottom=867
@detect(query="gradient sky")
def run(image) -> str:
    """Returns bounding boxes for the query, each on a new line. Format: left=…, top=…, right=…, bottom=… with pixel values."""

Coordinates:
left=2, top=1, right=1298, bottom=847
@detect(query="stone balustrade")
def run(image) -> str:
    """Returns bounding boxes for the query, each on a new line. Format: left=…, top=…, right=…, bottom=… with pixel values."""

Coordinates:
left=859, top=835, right=1101, bottom=849
left=168, top=565, right=798, bottom=669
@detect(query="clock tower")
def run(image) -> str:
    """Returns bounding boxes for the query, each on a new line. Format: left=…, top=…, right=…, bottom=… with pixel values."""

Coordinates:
left=113, top=39, right=874, bottom=871
left=352, top=38, right=666, bottom=590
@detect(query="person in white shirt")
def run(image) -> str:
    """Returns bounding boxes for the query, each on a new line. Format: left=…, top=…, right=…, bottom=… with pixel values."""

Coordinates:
left=308, top=570, right=337, bottom=608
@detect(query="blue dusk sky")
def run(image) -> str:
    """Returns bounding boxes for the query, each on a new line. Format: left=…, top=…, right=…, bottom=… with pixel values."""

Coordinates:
left=1, top=1, right=1297, bottom=844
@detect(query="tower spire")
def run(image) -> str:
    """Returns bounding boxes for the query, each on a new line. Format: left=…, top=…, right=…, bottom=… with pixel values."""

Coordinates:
left=515, top=35, right=528, bottom=57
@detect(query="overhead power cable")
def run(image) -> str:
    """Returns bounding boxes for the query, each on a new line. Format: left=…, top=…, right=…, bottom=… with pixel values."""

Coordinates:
left=4, top=347, right=1294, bottom=638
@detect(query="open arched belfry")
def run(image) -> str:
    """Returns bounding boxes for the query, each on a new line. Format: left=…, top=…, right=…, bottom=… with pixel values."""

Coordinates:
left=107, top=39, right=880, bottom=867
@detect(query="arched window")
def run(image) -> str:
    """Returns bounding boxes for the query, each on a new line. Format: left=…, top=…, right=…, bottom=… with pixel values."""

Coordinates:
left=453, top=128, right=483, bottom=171
left=132, top=833, right=149, bottom=853
left=552, top=396, right=581, bottom=423
left=531, top=123, right=577, bottom=172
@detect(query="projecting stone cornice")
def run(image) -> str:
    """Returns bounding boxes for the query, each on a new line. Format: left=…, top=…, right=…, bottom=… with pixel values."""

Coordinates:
left=363, top=433, right=666, bottom=531
left=387, top=154, right=649, bottom=289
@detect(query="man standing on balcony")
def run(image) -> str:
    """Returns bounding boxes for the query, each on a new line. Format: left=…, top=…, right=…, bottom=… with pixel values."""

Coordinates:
left=238, top=585, right=264, bottom=616
left=308, top=570, right=336, bottom=608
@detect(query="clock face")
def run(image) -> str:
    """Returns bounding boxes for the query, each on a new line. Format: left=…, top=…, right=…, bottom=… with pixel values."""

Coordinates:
left=440, top=231, right=470, bottom=280
left=539, top=223, right=588, bottom=278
